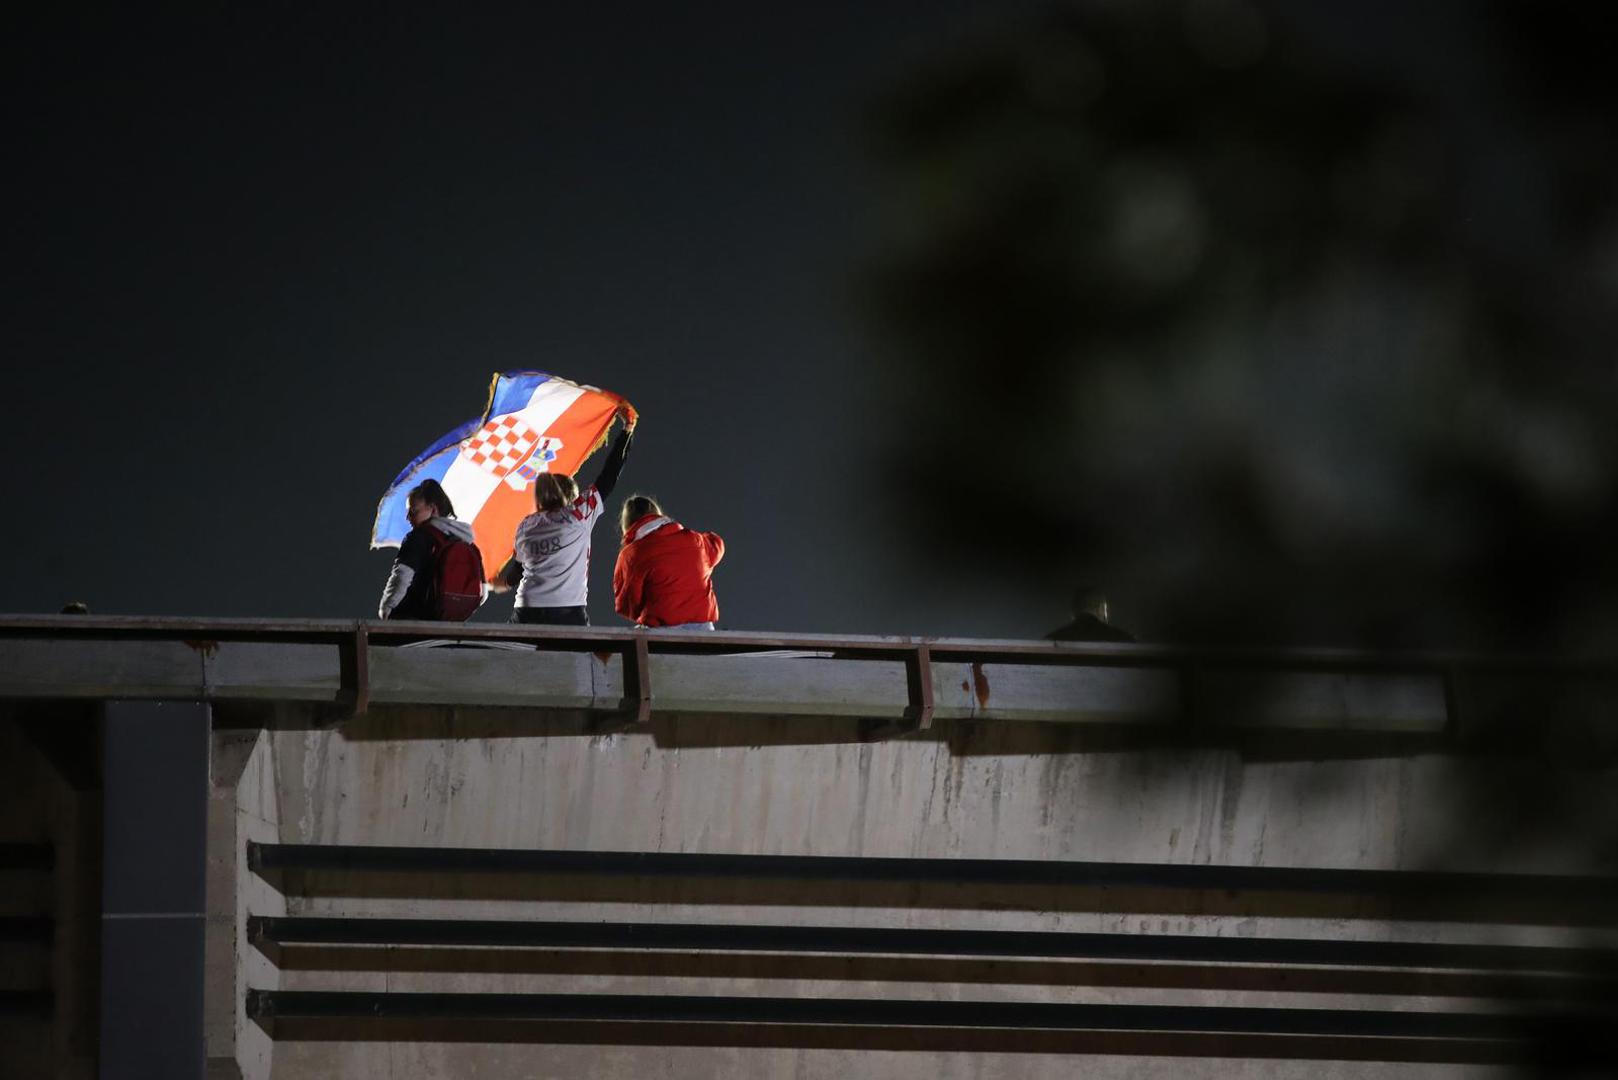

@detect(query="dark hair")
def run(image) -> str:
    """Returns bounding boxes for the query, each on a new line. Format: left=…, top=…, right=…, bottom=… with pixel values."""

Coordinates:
left=407, top=478, right=455, bottom=518
left=619, top=494, right=663, bottom=535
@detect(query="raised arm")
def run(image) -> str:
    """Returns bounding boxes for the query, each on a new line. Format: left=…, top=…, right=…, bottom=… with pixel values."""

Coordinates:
left=590, top=419, right=635, bottom=500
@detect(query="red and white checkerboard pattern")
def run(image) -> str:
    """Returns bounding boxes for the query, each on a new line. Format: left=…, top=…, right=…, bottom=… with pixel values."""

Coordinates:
left=459, top=414, right=539, bottom=478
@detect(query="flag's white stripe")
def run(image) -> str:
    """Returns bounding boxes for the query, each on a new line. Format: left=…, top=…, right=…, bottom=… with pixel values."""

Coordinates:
left=437, top=379, right=586, bottom=522
left=440, top=451, right=503, bottom=523
left=514, top=380, right=585, bottom=438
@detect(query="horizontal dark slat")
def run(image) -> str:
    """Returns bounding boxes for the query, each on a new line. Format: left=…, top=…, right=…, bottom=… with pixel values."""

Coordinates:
left=0, top=917, right=53, bottom=944
left=0, top=844, right=53, bottom=872
left=0, top=990, right=52, bottom=1017
left=231, top=1017, right=1534, bottom=1064
left=245, top=989, right=1600, bottom=1042
left=247, top=843, right=1618, bottom=905
left=248, top=916, right=1616, bottom=978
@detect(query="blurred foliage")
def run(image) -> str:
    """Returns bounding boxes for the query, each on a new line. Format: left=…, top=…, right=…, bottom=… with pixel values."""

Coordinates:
left=867, top=0, right=1618, bottom=649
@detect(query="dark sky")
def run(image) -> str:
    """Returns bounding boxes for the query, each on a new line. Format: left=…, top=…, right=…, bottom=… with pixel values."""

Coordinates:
left=6, top=5, right=1058, bottom=636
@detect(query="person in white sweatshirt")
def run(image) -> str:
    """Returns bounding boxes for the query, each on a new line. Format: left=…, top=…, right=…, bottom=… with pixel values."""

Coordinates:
left=490, top=411, right=634, bottom=625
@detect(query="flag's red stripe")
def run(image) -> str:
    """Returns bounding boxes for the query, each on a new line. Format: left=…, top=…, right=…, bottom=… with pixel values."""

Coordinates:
left=470, top=391, right=620, bottom=582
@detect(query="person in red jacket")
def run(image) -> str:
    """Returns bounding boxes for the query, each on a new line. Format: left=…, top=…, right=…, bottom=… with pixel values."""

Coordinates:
left=613, top=495, right=725, bottom=629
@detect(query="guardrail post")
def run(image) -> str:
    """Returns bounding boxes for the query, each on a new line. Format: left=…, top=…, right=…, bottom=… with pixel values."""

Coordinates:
left=905, top=644, right=935, bottom=731
left=337, top=625, right=369, bottom=719
left=866, top=644, right=933, bottom=739
left=625, top=634, right=652, bottom=726
left=594, top=634, right=653, bottom=734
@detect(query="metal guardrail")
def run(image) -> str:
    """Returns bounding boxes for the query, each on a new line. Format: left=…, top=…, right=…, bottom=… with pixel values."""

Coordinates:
left=4, top=613, right=1616, bottom=730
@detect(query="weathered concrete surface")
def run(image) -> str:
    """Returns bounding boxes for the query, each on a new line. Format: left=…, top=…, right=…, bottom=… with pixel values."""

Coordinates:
left=3, top=623, right=1611, bottom=1078
left=206, top=730, right=283, bottom=1080
left=271, top=715, right=1614, bottom=876
left=267, top=1041, right=1507, bottom=1080
left=253, top=709, right=1617, bottom=1080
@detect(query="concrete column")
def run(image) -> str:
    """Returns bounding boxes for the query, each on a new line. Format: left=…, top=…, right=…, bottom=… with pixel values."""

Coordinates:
left=205, top=729, right=282, bottom=1080
left=100, top=701, right=209, bottom=1080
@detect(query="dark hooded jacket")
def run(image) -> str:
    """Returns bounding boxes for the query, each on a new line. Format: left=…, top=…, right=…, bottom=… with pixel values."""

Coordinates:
left=378, top=515, right=481, bottom=620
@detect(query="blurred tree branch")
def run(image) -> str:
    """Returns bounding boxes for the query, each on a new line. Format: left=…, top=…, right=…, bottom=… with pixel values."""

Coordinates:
left=865, top=0, right=1618, bottom=649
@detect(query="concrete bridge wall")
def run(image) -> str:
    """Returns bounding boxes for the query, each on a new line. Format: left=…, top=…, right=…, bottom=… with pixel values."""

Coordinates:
left=253, top=708, right=1613, bottom=1079
left=1, top=619, right=1614, bottom=1079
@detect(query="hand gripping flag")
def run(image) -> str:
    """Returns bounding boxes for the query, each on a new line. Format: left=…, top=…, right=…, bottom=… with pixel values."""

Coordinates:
left=372, top=371, right=636, bottom=582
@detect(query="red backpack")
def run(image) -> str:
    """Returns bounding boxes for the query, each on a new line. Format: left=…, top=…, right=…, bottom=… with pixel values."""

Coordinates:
left=424, top=528, right=485, bottom=621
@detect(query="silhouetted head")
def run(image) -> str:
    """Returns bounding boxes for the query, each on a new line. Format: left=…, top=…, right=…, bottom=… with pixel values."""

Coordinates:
left=620, top=494, right=663, bottom=535
left=406, top=479, right=454, bottom=525
left=534, top=472, right=580, bottom=512
left=59, top=601, right=90, bottom=615
left=1072, top=585, right=1109, bottom=622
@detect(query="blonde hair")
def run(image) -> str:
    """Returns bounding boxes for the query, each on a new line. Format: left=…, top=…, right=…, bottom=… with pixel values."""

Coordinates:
left=534, top=472, right=580, bottom=512
left=619, top=494, right=663, bottom=535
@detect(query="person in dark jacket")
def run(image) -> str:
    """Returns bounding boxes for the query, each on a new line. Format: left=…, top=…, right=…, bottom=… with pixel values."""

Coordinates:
left=613, top=495, right=725, bottom=630
left=1045, top=585, right=1135, bottom=643
left=377, top=479, right=484, bottom=620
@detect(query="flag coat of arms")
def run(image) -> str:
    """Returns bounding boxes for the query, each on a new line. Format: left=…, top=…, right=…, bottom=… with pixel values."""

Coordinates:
left=372, top=371, right=635, bottom=582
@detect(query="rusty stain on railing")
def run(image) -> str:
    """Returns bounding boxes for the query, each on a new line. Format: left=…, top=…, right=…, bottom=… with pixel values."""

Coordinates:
left=971, top=662, right=991, bottom=710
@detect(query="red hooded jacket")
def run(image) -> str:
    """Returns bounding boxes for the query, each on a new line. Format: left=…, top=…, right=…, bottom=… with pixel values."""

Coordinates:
left=613, top=514, right=726, bottom=627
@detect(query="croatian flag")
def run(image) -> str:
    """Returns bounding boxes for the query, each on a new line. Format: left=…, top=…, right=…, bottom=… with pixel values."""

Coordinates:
left=371, top=371, right=635, bottom=581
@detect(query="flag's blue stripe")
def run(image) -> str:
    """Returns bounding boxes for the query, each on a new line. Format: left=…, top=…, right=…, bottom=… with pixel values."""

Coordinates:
left=490, top=371, right=552, bottom=418
left=384, top=416, right=481, bottom=491
left=371, top=439, right=461, bottom=547
left=371, top=371, right=557, bottom=549
left=383, top=372, right=551, bottom=494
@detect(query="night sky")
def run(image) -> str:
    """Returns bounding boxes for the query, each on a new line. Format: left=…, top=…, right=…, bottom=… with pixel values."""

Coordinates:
left=7, top=5, right=1056, bottom=637
left=16, top=6, right=1613, bottom=648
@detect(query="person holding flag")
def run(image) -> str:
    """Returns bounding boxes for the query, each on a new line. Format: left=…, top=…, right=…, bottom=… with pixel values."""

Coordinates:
left=372, top=370, right=639, bottom=622
left=489, top=407, right=636, bottom=625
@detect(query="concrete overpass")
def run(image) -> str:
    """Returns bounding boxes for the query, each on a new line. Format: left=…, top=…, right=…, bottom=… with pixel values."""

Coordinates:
left=1, top=615, right=1615, bottom=1079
